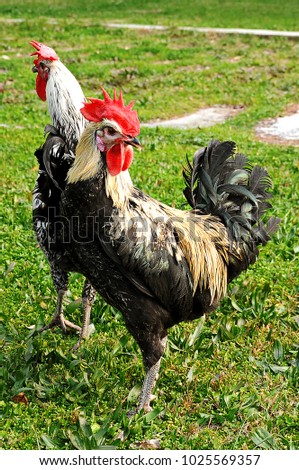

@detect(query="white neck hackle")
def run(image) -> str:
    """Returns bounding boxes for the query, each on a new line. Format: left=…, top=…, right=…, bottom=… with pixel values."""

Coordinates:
left=46, top=60, right=86, bottom=150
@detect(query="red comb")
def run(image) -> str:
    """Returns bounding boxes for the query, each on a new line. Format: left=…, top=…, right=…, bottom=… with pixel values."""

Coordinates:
left=81, top=88, right=140, bottom=137
left=30, top=40, right=59, bottom=61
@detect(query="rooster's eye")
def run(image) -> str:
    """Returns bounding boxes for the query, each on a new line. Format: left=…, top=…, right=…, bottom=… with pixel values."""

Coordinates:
left=106, top=127, right=116, bottom=136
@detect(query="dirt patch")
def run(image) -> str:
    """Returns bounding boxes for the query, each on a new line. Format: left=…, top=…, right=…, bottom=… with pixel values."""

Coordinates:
left=143, top=106, right=243, bottom=130
left=106, top=23, right=299, bottom=38
left=256, top=104, right=299, bottom=146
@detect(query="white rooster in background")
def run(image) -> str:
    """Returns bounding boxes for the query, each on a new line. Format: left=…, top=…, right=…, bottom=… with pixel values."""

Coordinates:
left=30, top=40, right=96, bottom=350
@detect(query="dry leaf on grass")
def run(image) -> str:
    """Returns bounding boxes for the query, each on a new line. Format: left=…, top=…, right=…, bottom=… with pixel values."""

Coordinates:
left=12, top=392, right=28, bottom=406
left=130, top=439, right=161, bottom=450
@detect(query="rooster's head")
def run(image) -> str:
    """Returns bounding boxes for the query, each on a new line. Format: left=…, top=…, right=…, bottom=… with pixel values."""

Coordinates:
left=80, top=88, right=141, bottom=176
left=30, top=40, right=59, bottom=101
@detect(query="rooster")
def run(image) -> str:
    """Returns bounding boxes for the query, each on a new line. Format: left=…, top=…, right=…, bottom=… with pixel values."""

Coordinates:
left=30, top=40, right=96, bottom=349
left=59, top=89, right=279, bottom=413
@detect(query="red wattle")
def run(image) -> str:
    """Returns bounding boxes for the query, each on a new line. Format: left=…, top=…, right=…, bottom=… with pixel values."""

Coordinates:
left=36, top=74, right=47, bottom=101
left=106, top=143, right=125, bottom=176
left=106, top=144, right=134, bottom=176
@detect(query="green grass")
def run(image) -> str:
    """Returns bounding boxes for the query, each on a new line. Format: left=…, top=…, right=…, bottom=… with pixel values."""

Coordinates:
left=1, top=0, right=299, bottom=30
left=1, top=1, right=299, bottom=451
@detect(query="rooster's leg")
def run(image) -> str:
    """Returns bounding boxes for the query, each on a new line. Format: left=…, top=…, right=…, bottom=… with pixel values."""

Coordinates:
left=129, top=336, right=167, bottom=416
left=38, top=270, right=81, bottom=334
left=73, top=280, right=96, bottom=351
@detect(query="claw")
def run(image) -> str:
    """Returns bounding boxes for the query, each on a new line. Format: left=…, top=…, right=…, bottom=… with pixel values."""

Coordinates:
left=126, top=397, right=154, bottom=418
left=37, top=313, right=81, bottom=335
left=72, top=323, right=95, bottom=352
left=37, top=282, right=96, bottom=350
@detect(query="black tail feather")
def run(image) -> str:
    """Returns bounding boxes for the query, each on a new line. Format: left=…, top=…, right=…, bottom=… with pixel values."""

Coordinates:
left=34, top=124, right=74, bottom=192
left=257, top=216, right=281, bottom=245
left=183, top=140, right=280, bottom=246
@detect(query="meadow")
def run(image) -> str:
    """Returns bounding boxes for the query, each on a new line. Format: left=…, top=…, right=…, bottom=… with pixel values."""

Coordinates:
left=1, top=0, right=299, bottom=450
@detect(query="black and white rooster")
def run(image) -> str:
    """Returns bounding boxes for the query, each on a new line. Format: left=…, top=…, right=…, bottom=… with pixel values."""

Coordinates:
left=58, top=89, right=279, bottom=413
